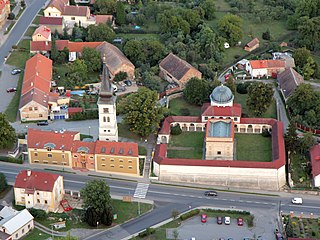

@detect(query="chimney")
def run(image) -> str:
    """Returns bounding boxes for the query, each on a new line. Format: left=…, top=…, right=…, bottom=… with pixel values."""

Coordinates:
left=27, top=170, right=31, bottom=177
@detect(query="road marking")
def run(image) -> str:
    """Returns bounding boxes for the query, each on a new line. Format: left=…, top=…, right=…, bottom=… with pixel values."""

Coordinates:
left=133, top=183, right=149, bottom=199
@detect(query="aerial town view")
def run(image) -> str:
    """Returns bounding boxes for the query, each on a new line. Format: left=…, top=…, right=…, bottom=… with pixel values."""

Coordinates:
left=0, top=0, right=320, bottom=239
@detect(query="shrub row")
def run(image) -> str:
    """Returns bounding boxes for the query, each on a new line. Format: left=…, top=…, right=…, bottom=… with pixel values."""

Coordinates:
left=0, top=156, right=23, bottom=164
left=138, top=227, right=155, bottom=237
left=68, top=110, right=98, bottom=121
left=180, top=209, right=200, bottom=221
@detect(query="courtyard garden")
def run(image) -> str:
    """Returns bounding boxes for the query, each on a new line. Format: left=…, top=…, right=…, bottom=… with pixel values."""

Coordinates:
left=285, top=216, right=320, bottom=239
left=169, top=97, right=202, bottom=116
left=167, top=132, right=205, bottom=159
left=235, top=134, right=272, bottom=162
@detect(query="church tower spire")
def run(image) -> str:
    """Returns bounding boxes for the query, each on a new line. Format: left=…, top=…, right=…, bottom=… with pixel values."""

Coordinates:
left=97, top=56, right=118, bottom=142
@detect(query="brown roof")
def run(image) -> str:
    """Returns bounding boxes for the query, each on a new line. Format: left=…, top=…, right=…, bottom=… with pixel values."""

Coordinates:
left=72, top=141, right=96, bottom=154
left=201, top=103, right=242, bottom=117
left=95, top=15, right=113, bottom=24
left=19, top=88, right=49, bottom=109
left=95, top=42, right=135, bottom=75
left=63, top=5, right=89, bottom=16
left=159, top=53, right=200, bottom=81
left=95, top=140, right=139, bottom=157
left=245, top=38, right=259, bottom=48
left=277, top=67, right=304, bottom=99
left=27, top=128, right=79, bottom=151
left=30, top=41, right=51, bottom=52
left=33, top=25, right=51, bottom=39
left=39, top=16, right=63, bottom=26
left=14, top=170, right=60, bottom=192
left=47, top=0, right=68, bottom=12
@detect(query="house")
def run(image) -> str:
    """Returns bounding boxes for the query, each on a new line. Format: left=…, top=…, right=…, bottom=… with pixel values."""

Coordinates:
left=272, top=52, right=295, bottom=68
left=159, top=53, right=202, bottom=88
left=277, top=67, right=304, bottom=101
left=19, top=54, right=52, bottom=122
left=310, top=144, right=320, bottom=187
left=43, top=0, right=69, bottom=18
left=32, top=25, right=52, bottom=42
left=71, top=140, right=96, bottom=170
left=0, top=205, right=34, bottom=239
left=39, top=16, right=64, bottom=34
left=249, top=59, right=286, bottom=78
left=14, top=170, right=64, bottom=212
left=244, top=38, right=259, bottom=52
left=0, top=0, right=10, bottom=29
left=95, top=15, right=114, bottom=26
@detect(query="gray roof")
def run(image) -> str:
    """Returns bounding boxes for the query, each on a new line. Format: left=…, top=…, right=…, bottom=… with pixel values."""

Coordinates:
left=277, top=67, right=304, bottom=99
left=208, top=121, right=232, bottom=138
left=210, top=85, right=234, bottom=105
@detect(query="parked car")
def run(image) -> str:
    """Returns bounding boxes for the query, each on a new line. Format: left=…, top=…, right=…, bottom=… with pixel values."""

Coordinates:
left=224, top=216, right=231, bottom=225
left=201, top=214, right=207, bottom=223
left=6, top=87, right=17, bottom=93
left=292, top=197, right=303, bottom=204
left=237, top=218, right=244, bottom=226
left=11, top=68, right=21, bottom=75
left=37, top=121, right=49, bottom=126
left=217, top=216, right=223, bottom=224
left=124, top=80, right=132, bottom=86
left=204, top=190, right=218, bottom=196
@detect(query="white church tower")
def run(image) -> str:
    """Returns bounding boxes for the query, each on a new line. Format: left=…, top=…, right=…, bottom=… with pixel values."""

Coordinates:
left=98, top=58, right=118, bottom=142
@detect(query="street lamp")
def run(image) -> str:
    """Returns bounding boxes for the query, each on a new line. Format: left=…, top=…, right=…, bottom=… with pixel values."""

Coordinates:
left=88, top=126, right=91, bottom=137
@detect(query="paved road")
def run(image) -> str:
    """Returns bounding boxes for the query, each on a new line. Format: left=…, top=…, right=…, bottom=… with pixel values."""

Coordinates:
left=1, top=164, right=319, bottom=240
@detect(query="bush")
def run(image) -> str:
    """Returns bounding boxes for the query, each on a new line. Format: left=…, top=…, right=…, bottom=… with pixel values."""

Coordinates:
left=171, top=125, right=182, bottom=135
left=68, top=110, right=98, bottom=121
left=138, top=228, right=155, bottom=237
left=180, top=209, right=200, bottom=221
left=0, top=156, right=23, bottom=164
left=28, top=208, right=47, bottom=220
left=7, top=13, right=15, bottom=20
left=236, top=82, right=250, bottom=94
left=262, top=129, right=271, bottom=137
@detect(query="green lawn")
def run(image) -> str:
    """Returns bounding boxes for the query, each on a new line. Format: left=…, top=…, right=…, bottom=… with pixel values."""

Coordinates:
left=169, top=97, right=201, bottom=116
left=168, top=132, right=205, bottom=159
left=118, top=122, right=144, bottom=141
left=290, top=153, right=311, bottom=187
left=6, top=50, right=30, bottom=69
left=4, top=73, right=23, bottom=122
left=21, top=228, right=50, bottom=240
left=25, top=27, right=37, bottom=37
left=32, top=15, right=40, bottom=25
left=235, top=133, right=272, bottom=162
left=15, top=7, right=25, bottom=20
left=18, top=39, right=31, bottom=50
left=138, top=145, right=147, bottom=155
left=117, top=33, right=160, bottom=41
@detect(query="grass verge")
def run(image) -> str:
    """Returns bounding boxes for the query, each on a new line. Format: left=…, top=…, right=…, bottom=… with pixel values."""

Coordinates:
left=4, top=73, right=23, bottom=122
left=4, top=21, right=15, bottom=34
left=43, top=168, right=76, bottom=174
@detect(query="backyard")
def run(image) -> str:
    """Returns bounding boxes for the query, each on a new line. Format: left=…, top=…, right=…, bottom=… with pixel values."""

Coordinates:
left=167, top=132, right=205, bottom=159
left=285, top=216, right=320, bottom=239
left=169, top=97, right=201, bottom=116
left=235, top=133, right=272, bottom=162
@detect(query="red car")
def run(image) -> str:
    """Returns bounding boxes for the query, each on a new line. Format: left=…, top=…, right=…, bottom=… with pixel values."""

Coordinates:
left=7, top=87, right=17, bottom=93
left=237, top=218, right=244, bottom=226
left=201, top=214, right=207, bottom=223
left=217, top=216, right=223, bottom=224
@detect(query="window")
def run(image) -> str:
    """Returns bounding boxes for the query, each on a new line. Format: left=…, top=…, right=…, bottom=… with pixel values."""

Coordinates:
left=34, top=152, right=38, bottom=156
left=16, top=233, right=18, bottom=238
left=119, top=159, right=123, bottom=163
left=28, top=201, right=30, bottom=204
left=110, top=164, right=114, bottom=168
left=34, top=107, right=38, bottom=110
left=120, top=165, right=124, bottom=168
left=48, top=12, right=51, bottom=16
left=103, top=116, right=106, bottom=122
left=48, top=153, right=52, bottom=158
left=29, top=107, right=32, bottom=111
left=101, top=164, right=106, bottom=167
left=71, top=17, right=75, bottom=20
left=107, top=117, right=110, bottom=122
left=62, top=154, right=65, bottom=159
left=37, top=199, right=40, bottom=203
left=128, top=166, right=133, bottom=169
left=39, top=114, right=43, bottom=117
left=103, top=108, right=109, bottom=113
left=90, top=156, right=93, bottom=159
left=205, top=117, right=208, bottom=120
left=21, top=197, right=25, bottom=202
left=217, top=151, right=221, bottom=155
left=52, top=161, right=57, bottom=164
left=104, top=130, right=107, bottom=132
left=37, top=192, right=39, bottom=195
left=108, top=130, right=110, bottom=132
left=22, top=229, right=24, bottom=234
left=128, top=160, right=132, bottom=163
left=47, top=147, right=52, bottom=151
left=45, top=200, right=48, bottom=204
left=110, top=159, right=114, bottom=162
left=28, top=224, right=30, bottom=229
left=101, top=158, right=105, bottom=161
left=43, top=160, right=48, bottom=164
left=234, top=117, right=238, bottom=121
left=74, top=155, right=78, bottom=158
left=34, top=160, right=39, bottom=163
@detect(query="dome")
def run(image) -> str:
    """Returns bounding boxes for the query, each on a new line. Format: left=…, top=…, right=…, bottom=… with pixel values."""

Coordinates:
left=210, top=85, right=234, bottom=106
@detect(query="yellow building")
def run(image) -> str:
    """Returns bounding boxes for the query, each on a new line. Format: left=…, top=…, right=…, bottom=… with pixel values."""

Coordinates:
left=14, top=170, right=64, bottom=212
left=0, top=0, right=10, bottom=29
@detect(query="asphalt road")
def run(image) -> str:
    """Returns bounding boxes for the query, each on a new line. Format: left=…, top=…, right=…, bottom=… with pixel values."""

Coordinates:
left=1, top=164, right=319, bottom=240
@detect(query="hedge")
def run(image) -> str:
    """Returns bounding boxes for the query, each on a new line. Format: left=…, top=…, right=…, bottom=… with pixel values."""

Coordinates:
left=180, top=209, right=200, bottom=221
left=138, top=227, right=155, bottom=237
left=0, top=156, right=23, bottom=164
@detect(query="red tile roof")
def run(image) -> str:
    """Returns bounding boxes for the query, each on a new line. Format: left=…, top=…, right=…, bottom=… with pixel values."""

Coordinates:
left=63, top=5, right=89, bottom=16
left=95, top=140, right=139, bottom=157
left=67, top=41, right=104, bottom=52
left=72, top=141, right=96, bottom=154
left=14, top=170, right=60, bottom=192
left=250, top=60, right=286, bottom=69
left=23, top=54, right=52, bottom=82
left=22, top=75, right=51, bottom=95
left=310, top=144, right=320, bottom=178
left=30, top=41, right=51, bottom=52
left=33, top=25, right=51, bottom=39
left=245, top=38, right=259, bottom=48
left=155, top=118, right=285, bottom=170
left=159, top=116, right=202, bottom=134
left=47, top=0, right=68, bottom=12
left=201, top=103, right=242, bottom=117
left=39, top=16, right=63, bottom=25
left=68, top=107, right=83, bottom=114
left=19, top=88, right=50, bottom=109
left=95, top=15, right=113, bottom=24
left=0, top=0, right=9, bottom=14
left=27, top=128, right=79, bottom=151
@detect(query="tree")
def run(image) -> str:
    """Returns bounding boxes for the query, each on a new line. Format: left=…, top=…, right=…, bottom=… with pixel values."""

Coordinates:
left=50, top=39, right=59, bottom=62
left=7, top=13, right=15, bottom=20
left=87, top=24, right=115, bottom=42
left=114, top=71, right=128, bottom=82
left=173, top=229, right=179, bottom=240
left=183, top=77, right=211, bottom=105
left=293, top=47, right=311, bottom=69
left=0, top=113, right=16, bottom=149
left=285, top=120, right=299, bottom=153
left=94, top=0, right=117, bottom=14
left=225, top=75, right=236, bottom=94
left=200, top=0, right=216, bottom=20
left=115, top=2, right=126, bottom=25
left=20, top=0, right=26, bottom=8
left=246, top=82, right=274, bottom=117
left=171, top=209, right=180, bottom=219
left=141, top=72, right=161, bottom=92
left=124, top=40, right=146, bottom=65
left=82, top=47, right=101, bottom=72
left=218, top=14, right=243, bottom=46
left=296, top=16, right=320, bottom=51
left=0, top=173, right=8, bottom=193
left=299, top=132, right=316, bottom=154
left=285, top=217, right=294, bottom=237
left=80, top=180, right=112, bottom=226
left=262, top=29, right=271, bottom=40
left=66, top=59, right=88, bottom=89
left=303, top=57, right=316, bottom=80
left=118, top=87, right=164, bottom=136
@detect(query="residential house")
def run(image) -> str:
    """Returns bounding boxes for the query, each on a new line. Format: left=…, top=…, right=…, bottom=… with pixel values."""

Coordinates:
left=14, top=170, right=64, bottom=212
left=43, top=0, right=69, bottom=18
left=95, top=141, right=139, bottom=176
left=95, top=15, right=114, bottom=26
left=159, top=53, right=202, bottom=88
left=310, top=144, right=320, bottom=187
left=272, top=52, right=295, bottom=68
left=32, top=25, right=52, bottom=42
left=27, top=128, right=80, bottom=168
left=71, top=141, right=96, bottom=170
left=277, top=67, right=304, bottom=101
left=19, top=54, right=52, bottom=122
left=0, top=205, right=34, bottom=239
left=248, top=59, right=286, bottom=78
left=0, top=0, right=10, bottom=29
left=39, top=16, right=64, bottom=34
left=244, top=38, right=259, bottom=52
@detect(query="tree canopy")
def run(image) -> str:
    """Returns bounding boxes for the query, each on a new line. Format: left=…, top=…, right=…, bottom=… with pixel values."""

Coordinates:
left=87, top=24, right=115, bottom=42
left=118, top=87, right=164, bottom=136
left=246, top=82, right=274, bottom=117
left=82, top=47, right=101, bottom=72
left=200, top=0, right=216, bottom=20
left=66, top=59, right=88, bottom=89
left=0, top=173, right=8, bottom=193
left=0, top=113, right=16, bottom=149
left=94, top=0, right=117, bottom=14
left=183, top=77, right=211, bottom=106
left=218, top=14, right=243, bottom=46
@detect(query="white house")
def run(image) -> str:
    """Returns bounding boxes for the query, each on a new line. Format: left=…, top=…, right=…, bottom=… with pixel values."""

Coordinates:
left=0, top=205, right=34, bottom=239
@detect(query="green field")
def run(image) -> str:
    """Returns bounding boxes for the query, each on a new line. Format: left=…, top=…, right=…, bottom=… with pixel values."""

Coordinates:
left=169, top=97, right=201, bottom=116
left=235, top=133, right=272, bottom=162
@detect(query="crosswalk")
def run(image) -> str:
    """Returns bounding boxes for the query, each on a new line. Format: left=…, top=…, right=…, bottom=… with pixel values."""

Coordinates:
left=133, top=183, right=149, bottom=199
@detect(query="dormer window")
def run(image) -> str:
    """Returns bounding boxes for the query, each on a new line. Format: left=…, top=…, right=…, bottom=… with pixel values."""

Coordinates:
left=47, top=147, right=52, bottom=151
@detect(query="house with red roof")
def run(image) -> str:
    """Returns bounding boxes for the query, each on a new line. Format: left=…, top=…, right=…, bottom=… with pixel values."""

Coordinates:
left=14, top=170, right=64, bottom=212
left=32, top=25, right=52, bottom=42
left=155, top=85, right=286, bottom=190
left=0, top=0, right=10, bottom=29
left=310, top=144, right=320, bottom=187
left=244, top=38, right=260, bottom=52
left=39, top=16, right=64, bottom=34
left=249, top=60, right=286, bottom=79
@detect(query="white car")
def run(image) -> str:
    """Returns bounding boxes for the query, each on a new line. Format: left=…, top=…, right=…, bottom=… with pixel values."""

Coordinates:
left=224, top=216, right=231, bottom=225
left=292, top=197, right=303, bottom=204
